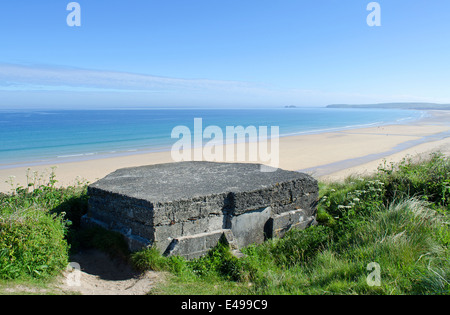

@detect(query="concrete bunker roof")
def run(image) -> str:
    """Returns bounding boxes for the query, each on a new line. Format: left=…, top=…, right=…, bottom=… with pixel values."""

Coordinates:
left=89, top=161, right=313, bottom=203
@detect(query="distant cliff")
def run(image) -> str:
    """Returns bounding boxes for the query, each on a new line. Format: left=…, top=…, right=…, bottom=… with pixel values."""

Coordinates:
left=326, top=103, right=450, bottom=110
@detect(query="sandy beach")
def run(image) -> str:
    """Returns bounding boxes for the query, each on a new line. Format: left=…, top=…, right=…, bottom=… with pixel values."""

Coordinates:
left=1, top=110, right=449, bottom=193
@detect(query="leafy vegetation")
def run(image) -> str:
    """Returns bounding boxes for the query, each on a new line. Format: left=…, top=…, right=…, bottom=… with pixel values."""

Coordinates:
left=0, top=168, right=87, bottom=280
left=0, top=153, right=449, bottom=294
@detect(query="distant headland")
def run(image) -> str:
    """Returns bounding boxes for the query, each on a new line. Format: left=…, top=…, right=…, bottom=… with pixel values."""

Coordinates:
left=326, top=103, right=450, bottom=110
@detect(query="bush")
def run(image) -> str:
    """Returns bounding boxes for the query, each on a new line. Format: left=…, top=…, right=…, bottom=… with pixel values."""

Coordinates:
left=378, top=153, right=450, bottom=209
left=0, top=208, right=69, bottom=279
left=0, top=169, right=87, bottom=280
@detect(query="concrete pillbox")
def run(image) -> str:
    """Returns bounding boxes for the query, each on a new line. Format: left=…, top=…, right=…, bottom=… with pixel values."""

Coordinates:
left=84, top=161, right=319, bottom=259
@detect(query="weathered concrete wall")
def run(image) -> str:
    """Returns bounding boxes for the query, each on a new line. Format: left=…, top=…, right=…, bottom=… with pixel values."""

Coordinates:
left=265, top=209, right=316, bottom=239
left=84, top=162, right=319, bottom=257
left=229, top=207, right=272, bottom=248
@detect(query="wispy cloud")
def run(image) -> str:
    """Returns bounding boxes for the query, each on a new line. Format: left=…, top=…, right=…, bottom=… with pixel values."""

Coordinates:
left=0, top=63, right=262, bottom=93
left=0, top=63, right=448, bottom=109
left=0, top=63, right=296, bottom=108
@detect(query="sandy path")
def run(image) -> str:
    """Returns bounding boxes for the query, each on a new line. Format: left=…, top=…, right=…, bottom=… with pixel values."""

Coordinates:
left=1, top=249, right=162, bottom=295
left=57, top=250, right=162, bottom=295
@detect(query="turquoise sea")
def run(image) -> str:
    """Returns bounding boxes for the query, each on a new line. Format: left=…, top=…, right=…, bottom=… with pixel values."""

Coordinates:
left=0, top=108, right=425, bottom=169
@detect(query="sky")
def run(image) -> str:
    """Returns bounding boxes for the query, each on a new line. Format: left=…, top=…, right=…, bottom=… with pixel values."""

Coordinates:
left=0, top=0, right=449, bottom=109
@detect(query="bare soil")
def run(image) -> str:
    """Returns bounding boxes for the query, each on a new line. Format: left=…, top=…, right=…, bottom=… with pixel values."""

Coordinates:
left=57, top=249, right=162, bottom=295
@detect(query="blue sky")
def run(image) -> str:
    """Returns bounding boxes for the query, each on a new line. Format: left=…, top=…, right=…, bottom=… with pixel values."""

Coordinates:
left=0, top=0, right=449, bottom=108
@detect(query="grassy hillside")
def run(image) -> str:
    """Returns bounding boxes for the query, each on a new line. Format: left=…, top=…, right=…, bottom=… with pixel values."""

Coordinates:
left=0, top=154, right=449, bottom=294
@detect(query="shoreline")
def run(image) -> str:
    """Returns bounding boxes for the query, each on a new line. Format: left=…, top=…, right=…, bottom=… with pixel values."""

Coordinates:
left=299, top=129, right=450, bottom=177
left=0, top=108, right=425, bottom=170
left=1, top=110, right=449, bottom=193
left=0, top=110, right=430, bottom=173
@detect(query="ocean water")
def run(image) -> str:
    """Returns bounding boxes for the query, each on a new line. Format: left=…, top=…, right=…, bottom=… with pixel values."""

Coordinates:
left=0, top=108, right=424, bottom=169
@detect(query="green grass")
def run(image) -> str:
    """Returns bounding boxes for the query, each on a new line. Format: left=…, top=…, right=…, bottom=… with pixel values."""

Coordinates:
left=1, top=153, right=449, bottom=294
